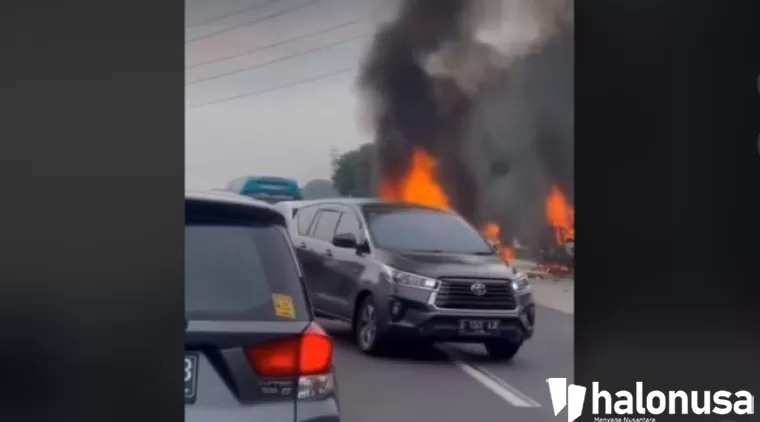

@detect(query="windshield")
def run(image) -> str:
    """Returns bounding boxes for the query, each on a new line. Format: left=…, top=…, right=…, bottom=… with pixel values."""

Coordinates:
left=364, top=208, right=494, bottom=254
left=184, top=223, right=309, bottom=321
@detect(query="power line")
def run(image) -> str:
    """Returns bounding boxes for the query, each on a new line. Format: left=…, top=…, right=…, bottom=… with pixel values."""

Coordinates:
left=185, top=0, right=282, bottom=29
left=186, top=66, right=356, bottom=109
left=185, top=0, right=324, bottom=44
left=186, top=18, right=365, bottom=70
left=185, top=34, right=366, bottom=86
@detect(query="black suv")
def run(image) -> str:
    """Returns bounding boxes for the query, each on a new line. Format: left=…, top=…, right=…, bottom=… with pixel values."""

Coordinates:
left=280, top=198, right=535, bottom=360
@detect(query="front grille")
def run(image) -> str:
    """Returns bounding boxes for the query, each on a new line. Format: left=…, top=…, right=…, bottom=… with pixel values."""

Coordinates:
left=434, top=278, right=517, bottom=310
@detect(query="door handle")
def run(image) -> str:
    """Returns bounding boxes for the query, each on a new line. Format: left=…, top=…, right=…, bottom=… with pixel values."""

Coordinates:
left=299, top=242, right=307, bottom=249
left=324, top=249, right=333, bottom=258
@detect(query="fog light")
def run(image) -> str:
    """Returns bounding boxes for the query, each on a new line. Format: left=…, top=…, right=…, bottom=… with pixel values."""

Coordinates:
left=390, top=300, right=404, bottom=320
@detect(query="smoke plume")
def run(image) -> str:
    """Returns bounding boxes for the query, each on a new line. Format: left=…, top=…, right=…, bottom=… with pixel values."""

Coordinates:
left=358, top=0, right=574, bottom=252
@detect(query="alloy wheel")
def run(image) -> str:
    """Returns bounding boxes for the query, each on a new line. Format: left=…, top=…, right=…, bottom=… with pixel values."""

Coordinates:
left=358, top=303, right=377, bottom=350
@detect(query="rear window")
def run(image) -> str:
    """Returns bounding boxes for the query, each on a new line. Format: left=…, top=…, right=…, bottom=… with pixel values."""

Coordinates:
left=364, top=207, right=494, bottom=254
left=185, top=219, right=309, bottom=322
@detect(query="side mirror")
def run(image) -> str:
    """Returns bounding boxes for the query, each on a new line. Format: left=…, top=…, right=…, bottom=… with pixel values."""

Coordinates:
left=332, top=232, right=358, bottom=249
left=356, top=239, right=371, bottom=255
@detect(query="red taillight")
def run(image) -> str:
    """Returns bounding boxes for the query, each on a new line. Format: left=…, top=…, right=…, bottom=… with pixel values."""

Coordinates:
left=298, top=323, right=333, bottom=375
left=245, top=322, right=333, bottom=378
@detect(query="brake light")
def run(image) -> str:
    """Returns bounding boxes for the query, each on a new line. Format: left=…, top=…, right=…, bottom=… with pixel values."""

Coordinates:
left=245, top=322, right=333, bottom=378
left=299, top=323, right=333, bottom=375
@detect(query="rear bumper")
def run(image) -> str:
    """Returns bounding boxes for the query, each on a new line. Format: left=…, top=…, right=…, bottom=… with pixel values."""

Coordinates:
left=297, top=396, right=342, bottom=422
left=384, top=290, right=536, bottom=343
left=185, top=396, right=340, bottom=422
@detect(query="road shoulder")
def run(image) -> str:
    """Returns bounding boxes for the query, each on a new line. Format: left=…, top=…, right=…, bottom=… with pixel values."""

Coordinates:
left=529, top=277, right=573, bottom=315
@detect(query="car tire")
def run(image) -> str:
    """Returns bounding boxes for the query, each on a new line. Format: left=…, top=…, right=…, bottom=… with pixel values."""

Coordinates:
left=354, top=295, right=391, bottom=356
left=484, top=339, right=523, bottom=361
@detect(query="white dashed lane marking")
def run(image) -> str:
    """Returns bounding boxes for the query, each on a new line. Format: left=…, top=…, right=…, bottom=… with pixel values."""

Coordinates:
left=441, top=347, right=542, bottom=408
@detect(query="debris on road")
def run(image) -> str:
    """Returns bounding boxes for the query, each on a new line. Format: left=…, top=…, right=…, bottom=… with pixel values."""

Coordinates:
left=513, top=260, right=573, bottom=281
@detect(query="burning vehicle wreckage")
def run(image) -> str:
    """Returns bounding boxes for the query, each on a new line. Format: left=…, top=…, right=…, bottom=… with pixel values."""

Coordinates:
left=356, top=0, right=575, bottom=277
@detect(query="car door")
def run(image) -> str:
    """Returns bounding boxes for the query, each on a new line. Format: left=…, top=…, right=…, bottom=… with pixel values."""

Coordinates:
left=323, top=206, right=368, bottom=319
left=290, top=204, right=321, bottom=303
left=306, top=207, right=343, bottom=316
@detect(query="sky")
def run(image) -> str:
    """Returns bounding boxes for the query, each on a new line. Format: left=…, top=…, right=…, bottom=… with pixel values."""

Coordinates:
left=185, top=0, right=394, bottom=189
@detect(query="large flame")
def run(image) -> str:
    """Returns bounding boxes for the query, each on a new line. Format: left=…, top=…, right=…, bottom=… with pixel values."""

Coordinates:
left=379, top=149, right=452, bottom=210
left=546, top=185, right=574, bottom=245
left=379, top=148, right=516, bottom=263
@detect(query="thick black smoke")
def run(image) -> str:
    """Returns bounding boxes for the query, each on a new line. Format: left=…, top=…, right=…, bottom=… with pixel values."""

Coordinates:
left=466, top=25, right=573, bottom=254
left=358, top=0, right=480, bottom=217
left=358, top=0, right=574, bottom=256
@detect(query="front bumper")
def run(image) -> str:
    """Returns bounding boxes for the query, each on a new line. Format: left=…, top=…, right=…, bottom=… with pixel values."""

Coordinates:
left=384, top=285, right=536, bottom=343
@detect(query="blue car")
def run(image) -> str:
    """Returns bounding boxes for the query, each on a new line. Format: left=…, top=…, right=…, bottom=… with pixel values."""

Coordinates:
left=227, top=176, right=303, bottom=204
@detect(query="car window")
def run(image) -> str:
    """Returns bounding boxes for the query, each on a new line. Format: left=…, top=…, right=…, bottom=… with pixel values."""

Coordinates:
left=296, top=205, right=319, bottom=236
left=335, top=211, right=361, bottom=238
left=311, top=209, right=341, bottom=241
left=363, top=207, right=493, bottom=254
left=185, top=220, right=309, bottom=321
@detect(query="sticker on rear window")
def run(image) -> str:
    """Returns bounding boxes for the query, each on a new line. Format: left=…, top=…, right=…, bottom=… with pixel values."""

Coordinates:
left=272, top=294, right=296, bottom=319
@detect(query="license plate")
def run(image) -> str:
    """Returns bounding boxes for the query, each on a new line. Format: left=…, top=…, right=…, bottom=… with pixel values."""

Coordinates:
left=458, top=319, right=501, bottom=336
left=185, top=354, right=199, bottom=403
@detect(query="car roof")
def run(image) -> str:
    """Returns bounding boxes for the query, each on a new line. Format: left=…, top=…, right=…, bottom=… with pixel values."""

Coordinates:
left=278, top=197, right=449, bottom=213
left=274, top=200, right=308, bottom=209
left=185, top=190, right=285, bottom=219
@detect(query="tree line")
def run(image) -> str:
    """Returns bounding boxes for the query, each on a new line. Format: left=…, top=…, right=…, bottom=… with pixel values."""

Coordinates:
left=301, top=143, right=375, bottom=200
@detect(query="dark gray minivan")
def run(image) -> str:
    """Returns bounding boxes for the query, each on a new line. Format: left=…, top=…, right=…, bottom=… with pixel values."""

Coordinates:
left=279, top=198, right=535, bottom=361
left=185, top=191, right=341, bottom=422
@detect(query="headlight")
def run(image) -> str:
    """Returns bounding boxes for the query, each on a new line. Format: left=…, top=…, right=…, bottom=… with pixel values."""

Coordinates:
left=383, top=266, right=439, bottom=290
left=511, top=274, right=530, bottom=292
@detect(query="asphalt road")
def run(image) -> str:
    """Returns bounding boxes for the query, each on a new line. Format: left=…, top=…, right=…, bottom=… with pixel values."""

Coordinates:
left=321, top=305, right=573, bottom=422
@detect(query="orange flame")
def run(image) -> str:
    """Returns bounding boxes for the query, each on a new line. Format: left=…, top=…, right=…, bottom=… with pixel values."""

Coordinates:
left=379, top=148, right=452, bottom=211
left=481, top=222, right=516, bottom=264
left=378, top=148, right=516, bottom=263
left=546, top=185, right=574, bottom=245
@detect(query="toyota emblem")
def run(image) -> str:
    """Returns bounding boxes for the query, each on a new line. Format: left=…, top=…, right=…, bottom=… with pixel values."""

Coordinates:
left=470, top=283, right=487, bottom=296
